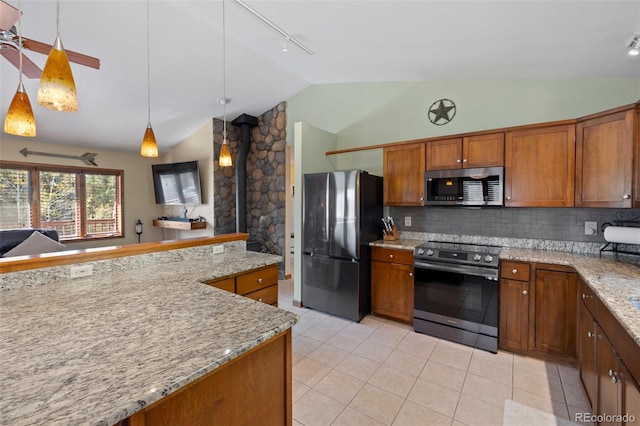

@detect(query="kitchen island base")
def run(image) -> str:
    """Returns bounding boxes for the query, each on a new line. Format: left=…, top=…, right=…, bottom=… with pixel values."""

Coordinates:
left=125, top=329, right=292, bottom=426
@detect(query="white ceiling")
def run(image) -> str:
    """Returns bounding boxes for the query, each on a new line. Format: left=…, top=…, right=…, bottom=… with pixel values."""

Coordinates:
left=1, top=0, right=639, bottom=154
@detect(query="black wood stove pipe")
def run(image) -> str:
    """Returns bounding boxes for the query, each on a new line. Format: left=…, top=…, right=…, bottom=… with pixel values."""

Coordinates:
left=231, top=114, right=258, bottom=233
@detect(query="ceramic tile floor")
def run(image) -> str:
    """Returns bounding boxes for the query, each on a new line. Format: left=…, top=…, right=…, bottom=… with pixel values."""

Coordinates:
left=277, top=279, right=592, bottom=426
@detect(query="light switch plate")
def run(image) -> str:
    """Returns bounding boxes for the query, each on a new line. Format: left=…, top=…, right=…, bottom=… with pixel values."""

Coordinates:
left=584, top=221, right=597, bottom=236
left=70, top=264, right=93, bottom=279
left=212, top=245, right=224, bottom=254
left=404, top=216, right=412, bottom=227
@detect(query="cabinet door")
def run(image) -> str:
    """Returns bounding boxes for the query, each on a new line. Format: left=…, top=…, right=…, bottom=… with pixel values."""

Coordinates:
left=371, top=260, right=414, bottom=324
left=575, top=108, right=634, bottom=207
left=383, top=143, right=425, bottom=206
left=426, top=138, right=462, bottom=171
left=532, top=269, right=578, bottom=357
left=598, top=328, right=623, bottom=424
left=505, top=124, right=575, bottom=207
left=578, top=301, right=598, bottom=411
left=499, top=278, right=530, bottom=352
left=635, top=107, right=640, bottom=209
left=622, top=363, right=640, bottom=425
left=463, top=133, right=505, bottom=168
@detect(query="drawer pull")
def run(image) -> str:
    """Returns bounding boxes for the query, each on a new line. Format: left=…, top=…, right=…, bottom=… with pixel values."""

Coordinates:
left=522, top=290, right=528, bottom=295
left=581, top=293, right=592, bottom=299
left=389, top=254, right=394, bottom=259
left=506, top=196, right=511, bottom=201
left=622, top=194, right=631, bottom=200
left=409, top=272, right=413, bottom=277
left=512, top=269, right=518, bottom=274
left=257, top=278, right=263, bottom=284
left=456, top=159, right=462, bottom=163
left=258, top=298, right=263, bottom=303
left=587, top=331, right=594, bottom=338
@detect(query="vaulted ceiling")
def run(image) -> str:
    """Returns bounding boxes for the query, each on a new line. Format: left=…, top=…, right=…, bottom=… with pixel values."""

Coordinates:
left=1, top=0, right=639, bottom=153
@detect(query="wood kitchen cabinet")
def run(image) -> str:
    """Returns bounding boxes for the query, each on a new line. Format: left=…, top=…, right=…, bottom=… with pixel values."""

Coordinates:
left=577, top=278, right=640, bottom=421
left=499, top=261, right=577, bottom=360
left=499, top=261, right=531, bottom=352
left=383, top=143, right=425, bottom=206
left=532, top=267, right=578, bottom=357
left=575, top=106, right=636, bottom=208
left=204, top=264, right=279, bottom=306
left=371, top=246, right=414, bottom=324
left=504, top=124, right=575, bottom=207
left=426, top=133, right=504, bottom=171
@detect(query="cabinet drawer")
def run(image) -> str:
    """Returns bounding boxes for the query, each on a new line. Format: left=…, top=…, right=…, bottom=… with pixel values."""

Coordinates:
left=500, top=261, right=530, bottom=281
left=243, top=284, right=278, bottom=305
left=372, top=247, right=413, bottom=265
left=578, top=279, right=597, bottom=317
left=236, top=266, right=278, bottom=295
left=204, top=277, right=235, bottom=293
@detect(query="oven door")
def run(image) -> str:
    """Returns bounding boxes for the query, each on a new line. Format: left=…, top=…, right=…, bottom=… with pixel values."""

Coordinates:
left=413, top=261, right=498, bottom=337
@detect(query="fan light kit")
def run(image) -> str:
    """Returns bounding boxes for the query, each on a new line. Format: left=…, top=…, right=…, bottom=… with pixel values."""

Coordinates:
left=140, top=0, right=158, bottom=158
left=628, top=36, right=640, bottom=56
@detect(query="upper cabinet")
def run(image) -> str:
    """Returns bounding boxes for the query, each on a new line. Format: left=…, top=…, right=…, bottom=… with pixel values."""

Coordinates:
left=383, top=143, right=425, bottom=206
left=425, top=133, right=504, bottom=171
left=505, top=124, right=576, bottom=207
left=575, top=107, right=636, bottom=208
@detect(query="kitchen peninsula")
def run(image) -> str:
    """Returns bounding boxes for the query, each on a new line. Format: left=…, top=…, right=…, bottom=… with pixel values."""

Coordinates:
left=0, top=234, right=298, bottom=425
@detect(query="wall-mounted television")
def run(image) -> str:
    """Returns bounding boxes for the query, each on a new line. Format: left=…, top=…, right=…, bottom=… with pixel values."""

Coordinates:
left=152, top=161, right=203, bottom=205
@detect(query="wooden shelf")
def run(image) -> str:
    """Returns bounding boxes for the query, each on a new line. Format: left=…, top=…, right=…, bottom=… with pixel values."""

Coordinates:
left=152, top=219, right=207, bottom=230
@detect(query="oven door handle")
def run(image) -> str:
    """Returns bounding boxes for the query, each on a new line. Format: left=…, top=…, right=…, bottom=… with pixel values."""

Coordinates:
left=413, top=260, right=498, bottom=280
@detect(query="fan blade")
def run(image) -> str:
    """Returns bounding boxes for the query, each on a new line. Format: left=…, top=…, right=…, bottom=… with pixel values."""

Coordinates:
left=0, top=1, right=19, bottom=32
left=23, top=38, right=100, bottom=69
left=0, top=47, right=42, bottom=78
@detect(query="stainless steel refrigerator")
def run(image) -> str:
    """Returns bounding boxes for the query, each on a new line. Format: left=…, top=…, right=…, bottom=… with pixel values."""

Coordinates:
left=302, top=170, right=383, bottom=322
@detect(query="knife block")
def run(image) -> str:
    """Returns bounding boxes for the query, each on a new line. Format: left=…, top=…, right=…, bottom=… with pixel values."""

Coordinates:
left=383, top=226, right=399, bottom=241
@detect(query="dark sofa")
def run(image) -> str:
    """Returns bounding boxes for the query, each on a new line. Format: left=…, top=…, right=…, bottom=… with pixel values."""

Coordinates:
left=0, top=229, right=61, bottom=257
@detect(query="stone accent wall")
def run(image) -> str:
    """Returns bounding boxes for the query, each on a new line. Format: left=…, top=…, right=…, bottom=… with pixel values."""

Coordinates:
left=213, top=119, right=240, bottom=235
left=212, top=103, right=287, bottom=272
left=247, top=102, right=287, bottom=256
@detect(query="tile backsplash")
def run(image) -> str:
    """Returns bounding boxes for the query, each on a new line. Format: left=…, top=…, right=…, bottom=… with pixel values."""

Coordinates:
left=389, top=207, right=640, bottom=244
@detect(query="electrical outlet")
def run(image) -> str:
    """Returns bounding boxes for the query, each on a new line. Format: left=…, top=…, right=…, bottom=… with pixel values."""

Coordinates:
left=584, top=221, right=598, bottom=236
left=404, top=216, right=412, bottom=227
left=70, top=264, right=93, bottom=279
left=212, top=245, right=224, bottom=254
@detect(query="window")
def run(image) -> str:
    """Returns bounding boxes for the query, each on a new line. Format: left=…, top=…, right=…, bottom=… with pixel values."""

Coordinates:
left=0, top=161, right=124, bottom=241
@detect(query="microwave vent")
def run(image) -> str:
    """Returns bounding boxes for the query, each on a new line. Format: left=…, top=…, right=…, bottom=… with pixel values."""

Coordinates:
left=487, top=180, right=500, bottom=202
left=463, top=181, right=483, bottom=201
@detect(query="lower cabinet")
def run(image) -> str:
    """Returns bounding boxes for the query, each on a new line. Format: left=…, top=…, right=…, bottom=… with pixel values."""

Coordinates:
left=498, top=261, right=577, bottom=360
left=371, top=247, right=414, bottom=324
left=577, top=279, right=640, bottom=423
left=204, top=265, right=279, bottom=306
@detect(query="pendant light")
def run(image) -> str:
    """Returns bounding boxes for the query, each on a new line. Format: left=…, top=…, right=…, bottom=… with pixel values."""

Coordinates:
left=4, top=0, right=36, bottom=137
left=218, top=0, right=232, bottom=167
left=37, top=0, right=78, bottom=112
left=140, top=0, right=158, bottom=157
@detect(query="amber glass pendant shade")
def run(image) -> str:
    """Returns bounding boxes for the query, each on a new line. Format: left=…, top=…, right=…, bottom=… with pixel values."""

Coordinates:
left=141, top=123, right=159, bottom=157
left=4, top=83, right=36, bottom=137
left=219, top=140, right=232, bottom=166
left=37, top=36, right=78, bottom=112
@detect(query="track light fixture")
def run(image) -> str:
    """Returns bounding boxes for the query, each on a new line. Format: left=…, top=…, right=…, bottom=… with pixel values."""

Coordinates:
left=628, top=36, right=640, bottom=56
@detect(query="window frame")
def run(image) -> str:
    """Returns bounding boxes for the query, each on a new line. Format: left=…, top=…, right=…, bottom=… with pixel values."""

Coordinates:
left=0, top=160, right=125, bottom=242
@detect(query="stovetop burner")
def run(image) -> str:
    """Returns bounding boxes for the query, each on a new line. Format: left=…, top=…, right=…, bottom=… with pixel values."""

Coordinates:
left=413, top=241, right=501, bottom=268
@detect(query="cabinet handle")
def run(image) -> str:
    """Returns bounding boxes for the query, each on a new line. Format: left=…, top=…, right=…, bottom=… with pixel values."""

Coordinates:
left=389, top=254, right=394, bottom=259
left=608, top=368, right=614, bottom=377
left=258, top=298, right=263, bottom=302
left=420, top=197, right=424, bottom=201
left=462, top=159, right=468, bottom=163
left=409, top=272, right=413, bottom=277
left=581, top=293, right=592, bottom=299
left=587, top=331, right=594, bottom=338
left=257, top=278, right=263, bottom=284
left=506, top=196, right=511, bottom=201
left=456, top=159, right=462, bottom=163
left=622, top=194, right=631, bottom=200
left=522, top=290, right=528, bottom=295
left=512, top=268, right=518, bottom=274
left=608, top=369, right=619, bottom=383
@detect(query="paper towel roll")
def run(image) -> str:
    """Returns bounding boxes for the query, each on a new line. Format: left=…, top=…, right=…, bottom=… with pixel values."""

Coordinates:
left=603, top=226, right=640, bottom=245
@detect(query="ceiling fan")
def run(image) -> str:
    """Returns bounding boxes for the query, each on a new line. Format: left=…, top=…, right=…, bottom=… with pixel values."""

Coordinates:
left=0, top=0, right=100, bottom=78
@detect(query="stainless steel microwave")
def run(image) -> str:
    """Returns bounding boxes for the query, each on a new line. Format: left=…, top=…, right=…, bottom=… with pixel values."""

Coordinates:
left=424, top=166, right=504, bottom=207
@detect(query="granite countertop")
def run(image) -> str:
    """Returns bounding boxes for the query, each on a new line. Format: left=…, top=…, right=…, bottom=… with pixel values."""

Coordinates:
left=500, top=248, right=640, bottom=346
left=0, top=251, right=298, bottom=426
left=370, top=239, right=424, bottom=251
